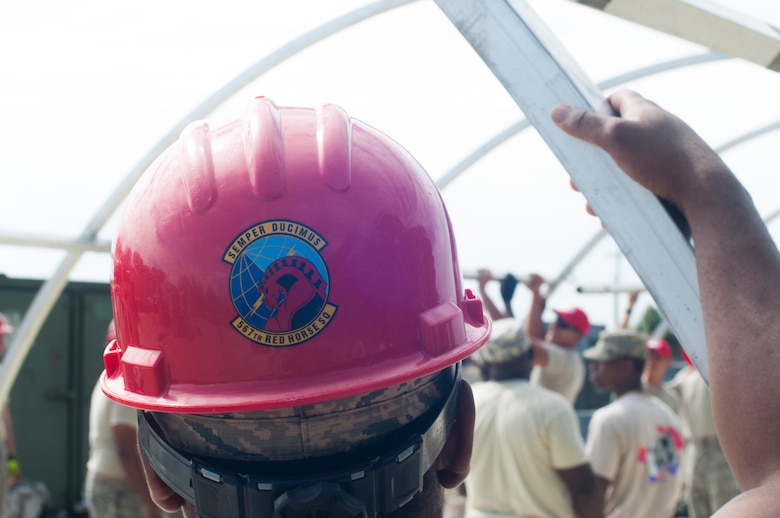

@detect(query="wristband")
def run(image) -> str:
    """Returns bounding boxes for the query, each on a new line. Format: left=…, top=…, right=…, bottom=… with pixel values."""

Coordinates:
left=8, top=455, right=19, bottom=478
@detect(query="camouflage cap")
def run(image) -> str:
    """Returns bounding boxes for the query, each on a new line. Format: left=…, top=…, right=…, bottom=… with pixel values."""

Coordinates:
left=149, top=366, right=456, bottom=462
left=583, top=330, right=649, bottom=361
left=471, top=318, right=530, bottom=366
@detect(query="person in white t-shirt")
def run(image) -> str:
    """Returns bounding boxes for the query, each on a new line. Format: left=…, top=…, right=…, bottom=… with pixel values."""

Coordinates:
left=465, top=318, right=602, bottom=518
left=584, top=330, right=684, bottom=518
left=85, top=321, right=158, bottom=518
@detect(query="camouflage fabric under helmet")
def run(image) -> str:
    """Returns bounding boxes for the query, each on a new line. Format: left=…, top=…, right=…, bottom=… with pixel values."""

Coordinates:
left=149, top=366, right=457, bottom=462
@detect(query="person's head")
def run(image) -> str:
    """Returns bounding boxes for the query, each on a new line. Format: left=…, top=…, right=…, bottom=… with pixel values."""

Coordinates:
left=0, top=312, right=13, bottom=356
left=546, top=307, right=590, bottom=348
left=643, top=337, right=672, bottom=385
left=584, top=330, right=647, bottom=396
left=471, top=318, right=532, bottom=381
left=100, top=97, right=490, bottom=517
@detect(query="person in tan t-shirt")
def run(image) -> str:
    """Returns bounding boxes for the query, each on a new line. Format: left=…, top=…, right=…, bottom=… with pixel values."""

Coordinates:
left=642, top=337, right=680, bottom=413
left=466, top=318, right=602, bottom=518
left=669, top=361, right=739, bottom=517
left=619, top=292, right=680, bottom=413
left=584, top=331, right=684, bottom=518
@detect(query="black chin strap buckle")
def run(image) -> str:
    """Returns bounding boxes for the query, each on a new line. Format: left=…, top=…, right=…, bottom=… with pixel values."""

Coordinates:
left=191, top=462, right=243, bottom=518
left=188, top=437, right=424, bottom=518
left=273, top=482, right=366, bottom=518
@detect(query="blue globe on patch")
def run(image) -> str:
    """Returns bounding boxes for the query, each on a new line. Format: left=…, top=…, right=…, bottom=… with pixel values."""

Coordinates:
left=229, top=233, right=330, bottom=332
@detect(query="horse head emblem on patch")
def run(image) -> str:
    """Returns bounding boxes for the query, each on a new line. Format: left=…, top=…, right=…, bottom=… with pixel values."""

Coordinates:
left=223, top=220, right=337, bottom=347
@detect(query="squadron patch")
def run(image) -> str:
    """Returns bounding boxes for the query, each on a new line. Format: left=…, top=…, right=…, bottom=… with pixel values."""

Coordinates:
left=223, top=220, right=337, bottom=347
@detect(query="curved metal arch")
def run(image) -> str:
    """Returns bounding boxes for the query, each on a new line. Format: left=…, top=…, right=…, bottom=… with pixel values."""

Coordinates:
left=726, top=120, right=780, bottom=226
left=3, top=4, right=778, bottom=405
left=435, top=51, right=727, bottom=190
left=0, top=0, right=420, bottom=406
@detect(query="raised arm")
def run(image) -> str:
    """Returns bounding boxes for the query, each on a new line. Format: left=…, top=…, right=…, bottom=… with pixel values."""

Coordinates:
left=523, top=273, right=546, bottom=340
left=476, top=268, right=508, bottom=321
left=552, top=89, right=780, bottom=516
left=618, top=291, right=639, bottom=331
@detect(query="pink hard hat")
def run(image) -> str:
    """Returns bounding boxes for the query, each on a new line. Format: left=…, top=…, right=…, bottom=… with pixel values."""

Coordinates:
left=102, top=97, right=490, bottom=413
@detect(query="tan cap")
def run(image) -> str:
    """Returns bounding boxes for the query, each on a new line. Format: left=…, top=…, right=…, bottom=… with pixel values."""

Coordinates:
left=472, top=318, right=530, bottom=366
left=583, top=330, right=648, bottom=361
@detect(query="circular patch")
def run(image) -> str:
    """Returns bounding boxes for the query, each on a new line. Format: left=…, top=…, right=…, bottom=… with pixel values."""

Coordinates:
left=223, top=220, right=337, bottom=347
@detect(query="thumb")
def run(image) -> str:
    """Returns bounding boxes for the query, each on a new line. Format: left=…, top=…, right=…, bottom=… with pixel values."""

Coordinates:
left=550, top=104, right=613, bottom=148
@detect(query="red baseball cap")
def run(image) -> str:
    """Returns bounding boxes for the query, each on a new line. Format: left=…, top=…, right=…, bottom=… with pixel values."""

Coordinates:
left=553, top=307, right=591, bottom=336
left=681, top=347, right=693, bottom=366
left=0, top=313, right=13, bottom=334
left=646, top=337, right=672, bottom=359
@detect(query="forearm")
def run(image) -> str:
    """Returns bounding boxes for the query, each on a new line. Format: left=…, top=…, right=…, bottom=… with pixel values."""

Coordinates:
left=122, top=453, right=156, bottom=507
left=478, top=286, right=506, bottom=321
left=524, top=291, right=545, bottom=339
left=569, top=472, right=603, bottom=518
left=571, top=491, right=603, bottom=518
left=558, top=465, right=604, bottom=518
left=618, top=299, right=634, bottom=330
left=3, top=405, right=16, bottom=456
left=683, top=171, right=780, bottom=489
left=115, top=427, right=157, bottom=508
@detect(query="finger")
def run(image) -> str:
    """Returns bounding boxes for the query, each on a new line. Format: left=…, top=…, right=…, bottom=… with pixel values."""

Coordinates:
left=607, top=89, right=652, bottom=120
left=138, top=435, right=186, bottom=513
left=569, top=178, right=579, bottom=193
left=550, top=104, right=614, bottom=148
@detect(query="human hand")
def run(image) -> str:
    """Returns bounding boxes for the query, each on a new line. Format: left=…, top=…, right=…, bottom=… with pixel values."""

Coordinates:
left=524, top=273, right=544, bottom=294
left=477, top=269, right=492, bottom=290
left=551, top=89, right=727, bottom=213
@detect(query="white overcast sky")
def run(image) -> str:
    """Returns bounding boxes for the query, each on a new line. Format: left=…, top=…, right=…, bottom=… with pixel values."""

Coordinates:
left=1, top=0, right=779, bottom=330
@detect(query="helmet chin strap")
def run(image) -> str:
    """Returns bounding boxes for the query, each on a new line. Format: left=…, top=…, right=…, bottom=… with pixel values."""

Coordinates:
left=138, top=364, right=461, bottom=518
